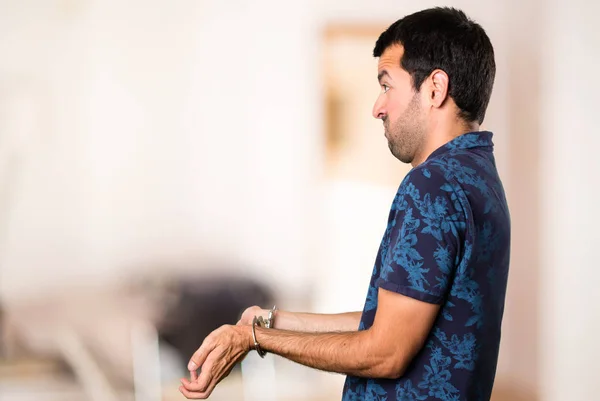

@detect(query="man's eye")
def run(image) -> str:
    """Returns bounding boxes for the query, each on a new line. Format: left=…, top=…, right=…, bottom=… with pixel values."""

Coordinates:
left=382, top=84, right=390, bottom=93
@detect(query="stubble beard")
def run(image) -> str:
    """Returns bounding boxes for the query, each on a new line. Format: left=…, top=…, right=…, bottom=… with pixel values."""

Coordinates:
left=384, top=94, right=425, bottom=165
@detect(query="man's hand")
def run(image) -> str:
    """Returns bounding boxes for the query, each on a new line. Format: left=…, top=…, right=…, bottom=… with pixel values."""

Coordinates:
left=179, top=324, right=251, bottom=399
left=237, top=305, right=267, bottom=326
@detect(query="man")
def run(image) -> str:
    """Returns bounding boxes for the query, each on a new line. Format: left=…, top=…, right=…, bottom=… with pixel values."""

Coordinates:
left=180, top=7, right=510, bottom=401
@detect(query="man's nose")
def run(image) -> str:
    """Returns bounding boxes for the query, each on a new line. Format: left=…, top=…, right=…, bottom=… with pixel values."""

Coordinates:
left=372, top=96, right=386, bottom=120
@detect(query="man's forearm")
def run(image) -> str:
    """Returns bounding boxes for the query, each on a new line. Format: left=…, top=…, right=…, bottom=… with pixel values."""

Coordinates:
left=273, top=310, right=362, bottom=332
left=249, top=326, right=397, bottom=379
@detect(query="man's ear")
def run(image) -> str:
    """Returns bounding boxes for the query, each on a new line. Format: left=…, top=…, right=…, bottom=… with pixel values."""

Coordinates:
left=427, top=69, right=449, bottom=108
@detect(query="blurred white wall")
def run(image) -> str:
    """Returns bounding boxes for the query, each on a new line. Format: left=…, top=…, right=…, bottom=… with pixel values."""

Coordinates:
left=0, top=0, right=322, bottom=300
left=0, top=0, right=598, bottom=400
left=0, top=0, right=508, bottom=298
left=540, top=1, right=600, bottom=400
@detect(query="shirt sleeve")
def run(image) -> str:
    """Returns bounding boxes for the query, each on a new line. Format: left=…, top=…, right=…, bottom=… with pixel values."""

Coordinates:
left=375, top=166, right=468, bottom=304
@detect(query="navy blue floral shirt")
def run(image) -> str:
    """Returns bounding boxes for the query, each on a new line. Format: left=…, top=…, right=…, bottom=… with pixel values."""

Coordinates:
left=342, top=132, right=510, bottom=401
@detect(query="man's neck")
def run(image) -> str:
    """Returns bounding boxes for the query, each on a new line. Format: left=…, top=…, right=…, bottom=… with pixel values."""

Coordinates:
left=411, top=121, right=480, bottom=167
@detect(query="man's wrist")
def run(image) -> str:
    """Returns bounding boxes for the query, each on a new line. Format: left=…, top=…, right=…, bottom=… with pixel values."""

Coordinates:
left=239, top=324, right=255, bottom=351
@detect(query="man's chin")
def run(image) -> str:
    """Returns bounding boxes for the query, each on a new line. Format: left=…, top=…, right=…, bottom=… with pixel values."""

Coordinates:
left=389, top=144, right=413, bottom=164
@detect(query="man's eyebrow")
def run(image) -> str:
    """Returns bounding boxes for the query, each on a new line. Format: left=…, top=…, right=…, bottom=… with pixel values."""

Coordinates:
left=378, top=70, right=390, bottom=83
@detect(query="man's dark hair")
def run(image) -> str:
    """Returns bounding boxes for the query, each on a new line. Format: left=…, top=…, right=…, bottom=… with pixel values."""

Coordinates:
left=374, top=7, right=495, bottom=124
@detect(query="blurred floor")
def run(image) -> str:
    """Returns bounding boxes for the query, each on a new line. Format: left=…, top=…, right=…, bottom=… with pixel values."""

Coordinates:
left=0, top=358, right=88, bottom=401
left=0, top=355, right=344, bottom=401
left=0, top=353, right=537, bottom=401
left=0, top=373, right=342, bottom=401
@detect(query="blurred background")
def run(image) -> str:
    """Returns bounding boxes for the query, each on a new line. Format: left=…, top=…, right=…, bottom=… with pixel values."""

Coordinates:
left=0, top=0, right=598, bottom=400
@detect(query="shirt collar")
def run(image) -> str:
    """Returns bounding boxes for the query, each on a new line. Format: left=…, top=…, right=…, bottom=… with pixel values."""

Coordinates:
left=426, top=131, right=494, bottom=161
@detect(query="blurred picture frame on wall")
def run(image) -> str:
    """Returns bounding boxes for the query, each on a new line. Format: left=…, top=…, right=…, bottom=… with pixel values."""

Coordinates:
left=321, top=24, right=412, bottom=187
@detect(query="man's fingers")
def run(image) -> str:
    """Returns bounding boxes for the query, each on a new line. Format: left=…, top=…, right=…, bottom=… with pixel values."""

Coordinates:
left=183, top=357, right=215, bottom=392
left=181, top=378, right=201, bottom=392
left=179, top=381, right=218, bottom=400
left=180, top=372, right=218, bottom=400
left=180, top=378, right=193, bottom=387
left=179, top=385, right=208, bottom=400
left=183, top=350, right=220, bottom=392
left=188, top=343, right=212, bottom=371
left=182, top=373, right=212, bottom=393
